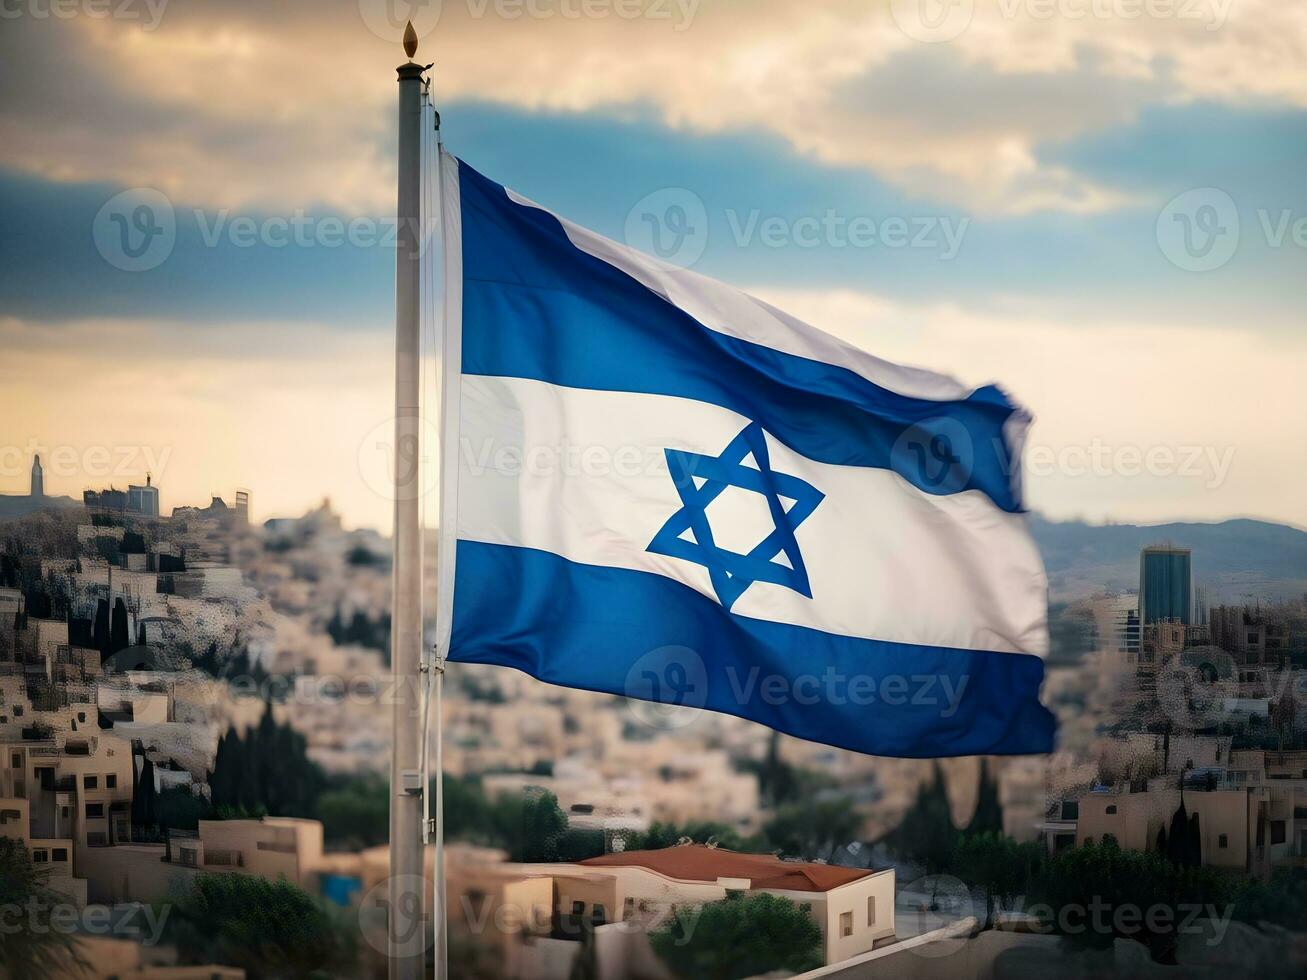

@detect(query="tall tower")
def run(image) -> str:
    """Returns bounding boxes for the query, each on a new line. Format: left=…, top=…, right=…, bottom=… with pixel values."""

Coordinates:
left=1139, top=544, right=1192, bottom=625
left=30, top=454, right=43, bottom=498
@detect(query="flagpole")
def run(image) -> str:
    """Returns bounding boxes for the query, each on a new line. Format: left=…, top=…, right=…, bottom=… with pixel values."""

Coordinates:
left=391, top=21, right=426, bottom=980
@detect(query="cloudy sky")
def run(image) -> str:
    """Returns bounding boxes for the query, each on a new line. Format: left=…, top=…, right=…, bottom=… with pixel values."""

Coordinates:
left=1, top=0, right=1304, bottom=531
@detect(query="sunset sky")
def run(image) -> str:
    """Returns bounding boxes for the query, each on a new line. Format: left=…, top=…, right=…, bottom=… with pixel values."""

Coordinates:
left=2, top=0, right=1305, bottom=531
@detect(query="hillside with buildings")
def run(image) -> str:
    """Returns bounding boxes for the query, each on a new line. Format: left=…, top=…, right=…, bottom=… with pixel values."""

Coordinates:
left=2, top=468, right=1306, bottom=977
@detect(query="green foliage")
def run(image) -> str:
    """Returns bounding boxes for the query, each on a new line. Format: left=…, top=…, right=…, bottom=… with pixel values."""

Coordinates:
left=639, top=820, right=766, bottom=854
left=651, top=892, right=823, bottom=980
left=155, top=786, right=209, bottom=831
left=951, top=832, right=1042, bottom=927
left=497, top=790, right=569, bottom=863
left=345, top=545, right=384, bottom=567
left=132, top=754, right=158, bottom=829
left=208, top=702, right=325, bottom=818
left=315, top=775, right=390, bottom=848
left=964, top=760, right=1004, bottom=837
left=0, top=837, right=85, bottom=978
left=1232, top=868, right=1307, bottom=931
left=761, top=797, right=861, bottom=860
left=325, top=606, right=391, bottom=659
left=162, top=873, right=354, bottom=979
left=1029, top=838, right=1230, bottom=960
left=442, top=773, right=492, bottom=841
left=736, top=732, right=836, bottom=807
left=884, top=763, right=956, bottom=873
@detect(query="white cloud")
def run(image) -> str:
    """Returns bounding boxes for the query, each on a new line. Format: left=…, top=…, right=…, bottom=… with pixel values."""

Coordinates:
left=749, top=286, right=1307, bottom=527
left=1, top=1, right=1304, bottom=213
left=3, top=295, right=1303, bottom=531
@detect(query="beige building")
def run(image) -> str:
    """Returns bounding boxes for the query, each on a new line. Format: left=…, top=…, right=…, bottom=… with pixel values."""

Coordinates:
left=0, top=730, right=135, bottom=906
left=78, top=817, right=325, bottom=905
left=437, top=844, right=895, bottom=976
left=1074, top=757, right=1306, bottom=877
left=578, top=845, right=896, bottom=965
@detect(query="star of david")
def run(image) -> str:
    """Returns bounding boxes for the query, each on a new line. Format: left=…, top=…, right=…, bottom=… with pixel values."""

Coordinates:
left=647, top=422, right=825, bottom=611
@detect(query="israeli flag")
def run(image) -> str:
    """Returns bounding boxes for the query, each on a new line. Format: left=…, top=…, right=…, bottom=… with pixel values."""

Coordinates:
left=435, top=154, right=1055, bottom=757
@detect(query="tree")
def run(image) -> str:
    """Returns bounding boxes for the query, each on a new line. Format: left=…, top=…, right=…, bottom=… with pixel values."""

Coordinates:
left=0, top=837, right=85, bottom=977
left=508, top=791, right=569, bottom=863
left=651, top=892, right=822, bottom=980
left=885, top=763, right=956, bottom=873
left=1161, top=792, right=1203, bottom=868
left=964, top=760, right=1004, bottom=837
left=1030, top=837, right=1228, bottom=962
left=1232, top=867, right=1307, bottom=931
left=156, top=786, right=209, bottom=831
left=736, top=734, right=836, bottom=807
left=132, top=754, right=158, bottom=830
left=208, top=728, right=241, bottom=809
left=208, top=703, right=324, bottom=817
left=639, top=821, right=765, bottom=853
left=109, top=596, right=130, bottom=654
left=161, top=873, right=354, bottom=979
left=950, top=832, right=1041, bottom=928
left=762, top=797, right=861, bottom=860
left=315, top=775, right=389, bottom=847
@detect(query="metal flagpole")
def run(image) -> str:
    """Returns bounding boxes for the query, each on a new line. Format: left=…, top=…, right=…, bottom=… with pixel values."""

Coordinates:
left=417, top=65, right=449, bottom=980
left=429, top=105, right=449, bottom=980
left=390, top=20, right=427, bottom=980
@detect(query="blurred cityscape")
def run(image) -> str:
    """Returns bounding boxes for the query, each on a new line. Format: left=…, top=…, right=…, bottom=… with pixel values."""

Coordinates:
left=2, top=455, right=1306, bottom=978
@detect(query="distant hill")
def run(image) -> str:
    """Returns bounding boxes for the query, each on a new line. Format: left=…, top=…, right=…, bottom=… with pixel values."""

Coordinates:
left=0, top=495, right=80, bottom=521
left=1030, top=515, right=1307, bottom=604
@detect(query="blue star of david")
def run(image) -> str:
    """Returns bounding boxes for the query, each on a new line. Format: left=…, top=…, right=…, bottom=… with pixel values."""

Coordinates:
left=647, top=422, right=825, bottom=611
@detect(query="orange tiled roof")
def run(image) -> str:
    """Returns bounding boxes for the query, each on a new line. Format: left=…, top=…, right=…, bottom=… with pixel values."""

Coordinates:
left=578, top=844, right=874, bottom=893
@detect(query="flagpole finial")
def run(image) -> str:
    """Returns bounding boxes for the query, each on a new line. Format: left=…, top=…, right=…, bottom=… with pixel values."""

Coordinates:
left=402, top=21, right=418, bottom=59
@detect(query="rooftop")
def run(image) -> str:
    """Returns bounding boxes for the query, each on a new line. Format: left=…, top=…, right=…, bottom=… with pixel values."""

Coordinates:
left=579, top=844, right=877, bottom=893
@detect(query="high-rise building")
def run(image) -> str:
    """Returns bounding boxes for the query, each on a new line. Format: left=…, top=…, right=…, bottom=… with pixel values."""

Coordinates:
left=29, top=455, right=43, bottom=498
left=1139, top=545, right=1192, bottom=625
left=127, top=474, right=159, bottom=518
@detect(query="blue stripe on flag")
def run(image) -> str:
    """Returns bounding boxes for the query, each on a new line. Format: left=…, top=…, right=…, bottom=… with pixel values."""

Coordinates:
left=457, top=161, right=1026, bottom=513
left=450, top=540, right=1056, bottom=758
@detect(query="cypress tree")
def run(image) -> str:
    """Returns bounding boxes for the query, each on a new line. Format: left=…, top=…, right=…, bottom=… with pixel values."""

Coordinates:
left=110, top=597, right=129, bottom=654
left=965, top=759, right=1004, bottom=837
